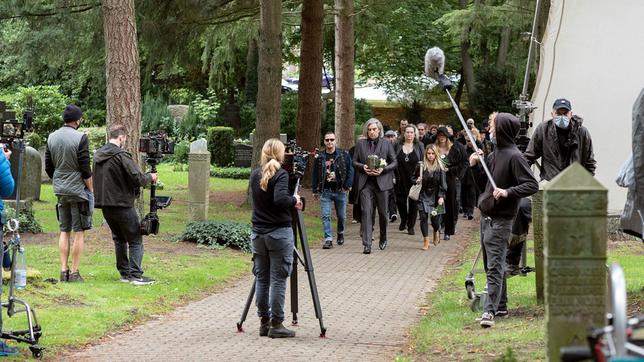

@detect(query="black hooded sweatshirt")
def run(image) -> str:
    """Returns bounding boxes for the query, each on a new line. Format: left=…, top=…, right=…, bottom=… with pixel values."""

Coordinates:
left=475, top=113, right=538, bottom=217
left=93, top=143, right=153, bottom=208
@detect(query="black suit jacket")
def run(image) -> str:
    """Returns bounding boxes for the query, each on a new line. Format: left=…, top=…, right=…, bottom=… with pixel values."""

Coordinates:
left=352, top=138, right=398, bottom=202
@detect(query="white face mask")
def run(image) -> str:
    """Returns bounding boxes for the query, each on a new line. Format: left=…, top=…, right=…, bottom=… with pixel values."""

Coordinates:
left=490, top=132, right=497, bottom=145
left=554, top=115, right=570, bottom=129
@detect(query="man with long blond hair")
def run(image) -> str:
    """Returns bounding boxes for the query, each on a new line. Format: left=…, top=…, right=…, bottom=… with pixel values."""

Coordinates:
left=249, top=139, right=303, bottom=338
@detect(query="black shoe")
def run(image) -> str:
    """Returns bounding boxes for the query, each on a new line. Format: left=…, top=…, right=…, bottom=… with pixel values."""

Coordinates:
left=322, top=240, right=333, bottom=249
left=268, top=320, right=296, bottom=338
left=467, top=214, right=474, bottom=220
left=259, top=317, right=270, bottom=336
left=443, top=234, right=450, bottom=241
left=363, top=246, right=371, bottom=254
left=398, top=223, right=405, bottom=231
left=337, top=234, right=344, bottom=245
left=495, top=309, right=509, bottom=318
left=407, top=228, right=415, bottom=235
left=130, top=276, right=155, bottom=286
left=60, top=270, right=69, bottom=282
left=379, top=239, right=388, bottom=250
left=479, top=312, right=495, bottom=328
left=390, top=214, right=398, bottom=223
left=68, top=271, right=84, bottom=283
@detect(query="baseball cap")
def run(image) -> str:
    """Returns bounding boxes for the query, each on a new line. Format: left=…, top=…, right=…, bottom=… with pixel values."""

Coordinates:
left=384, top=130, right=397, bottom=137
left=552, top=98, right=571, bottom=111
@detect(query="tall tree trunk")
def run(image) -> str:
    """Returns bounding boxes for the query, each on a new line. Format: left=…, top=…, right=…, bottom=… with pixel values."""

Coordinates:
left=296, top=0, right=324, bottom=186
left=334, top=0, right=355, bottom=150
left=244, top=36, right=259, bottom=105
left=253, top=0, right=282, bottom=169
left=460, top=0, right=476, bottom=112
left=103, top=0, right=141, bottom=164
left=496, top=27, right=511, bottom=71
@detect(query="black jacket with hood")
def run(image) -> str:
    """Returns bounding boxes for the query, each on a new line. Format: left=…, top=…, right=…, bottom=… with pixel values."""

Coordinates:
left=474, top=113, right=538, bottom=217
left=93, top=143, right=153, bottom=208
left=524, top=115, right=596, bottom=181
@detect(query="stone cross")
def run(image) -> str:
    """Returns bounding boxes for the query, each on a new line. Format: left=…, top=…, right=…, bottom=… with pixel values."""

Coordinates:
left=532, top=180, right=548, bottom=303
left=188, top=138, right=210, bottom=221
left=543, top=163, right=607, bottom=362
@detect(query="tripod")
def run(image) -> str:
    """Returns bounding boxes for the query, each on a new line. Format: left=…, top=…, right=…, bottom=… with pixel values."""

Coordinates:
left=0, top=139, right=44, bottom=358
left=236, top=178, right=327, bottom=337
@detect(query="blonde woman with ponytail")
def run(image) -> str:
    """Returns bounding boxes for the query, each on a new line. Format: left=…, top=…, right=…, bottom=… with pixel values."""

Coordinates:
left=250, top=138, right=302, bottom=338
left=413, top=144, right=447, bottom=250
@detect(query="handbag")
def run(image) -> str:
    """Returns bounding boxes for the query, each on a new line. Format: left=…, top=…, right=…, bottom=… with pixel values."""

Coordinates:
left=408, top=163, right=423, bottom=201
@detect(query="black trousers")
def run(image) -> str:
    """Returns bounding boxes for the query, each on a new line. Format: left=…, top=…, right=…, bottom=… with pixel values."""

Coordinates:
left=388, top=190, right=398, bottom=219
left=360, top=181, right=389, bottom=247
left=444, top=173, right=460, bottom=235
left=396, top=192, right=418, bottom=230
left=419, top=210, right=441, bottom=237
left=461, top=180, right=477, bottom=217
left=101, top=206, right=145, bottom=278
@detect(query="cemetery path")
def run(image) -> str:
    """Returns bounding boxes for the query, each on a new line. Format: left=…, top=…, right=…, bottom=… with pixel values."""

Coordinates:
left=68, top=216, right=476, bottom=362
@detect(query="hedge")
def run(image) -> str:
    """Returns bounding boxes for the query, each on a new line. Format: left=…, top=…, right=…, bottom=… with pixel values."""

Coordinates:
left=210, top=166, right=251, bottom=179
left=207, top=126, right=234, bottom=166
left=179, top=220, right=251, bottom=252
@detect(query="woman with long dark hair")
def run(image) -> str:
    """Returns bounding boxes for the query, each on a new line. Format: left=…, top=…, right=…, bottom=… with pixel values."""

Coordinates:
left=413, top=144, right=447, bottom=250
left=394, top=124, right=424, bottom=235
left=249, top=138, right=303, bottom=338
left=435, top=127, right=467, bottom=240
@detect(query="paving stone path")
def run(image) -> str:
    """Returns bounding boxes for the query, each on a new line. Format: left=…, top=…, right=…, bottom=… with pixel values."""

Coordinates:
left=70, top=219, right=474, bottom=361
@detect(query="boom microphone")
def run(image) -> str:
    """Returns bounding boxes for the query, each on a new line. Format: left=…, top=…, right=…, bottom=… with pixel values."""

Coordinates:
left=424, top=47, right=444, bottom=80
left=424, top=47, right=452, bottom=90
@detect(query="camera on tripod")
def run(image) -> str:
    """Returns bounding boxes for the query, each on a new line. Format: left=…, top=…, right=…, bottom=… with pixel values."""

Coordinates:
left=0, top=101, right=34, bottom=147
left=139, top=131, right=174, bottom=235
left=282, top=140, right=313, bottom=194
left=513, top=97, right=536, bottom=153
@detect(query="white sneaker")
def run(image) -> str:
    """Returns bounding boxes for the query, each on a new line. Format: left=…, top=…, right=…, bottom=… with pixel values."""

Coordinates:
left=480, top=312, right=495, bottom=328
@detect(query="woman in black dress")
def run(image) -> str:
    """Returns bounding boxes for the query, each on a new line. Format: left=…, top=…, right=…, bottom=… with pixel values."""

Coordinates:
left=436, top=127, right=467, bottom=240
left=394, top=124, right=424, bottom=235
left=413, top=144, right=447, bottom=249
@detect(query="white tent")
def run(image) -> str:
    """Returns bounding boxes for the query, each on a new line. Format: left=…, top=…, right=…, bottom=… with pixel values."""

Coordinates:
left=531, top=0, right=644, bottom=210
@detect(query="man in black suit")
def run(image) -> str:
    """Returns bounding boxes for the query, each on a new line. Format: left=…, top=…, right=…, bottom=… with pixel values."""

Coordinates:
left=352, top=118, right=398, bottom=254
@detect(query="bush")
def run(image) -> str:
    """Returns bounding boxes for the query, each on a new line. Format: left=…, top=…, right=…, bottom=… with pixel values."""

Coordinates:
left=3, top=206, right=43, bottom=234
left=207, top=126, right=234, bottom=166
left=26, top=132, right=46, bottom=150
left=280, top=93, right=298, bottom=139
left=169, top=88, right=197, bottom=105
left=210, top=166, right=251, bottom=179
left=173, top=139, right=190, bottom=164
left=176, top=91, right=221, bottom=140
left=239, top=103, right=256, bottom=138
left=10, top=85, right=69, bottom=136
left=142, top=92, right=174, bottom=137
left=79, top=127, right=107, bottom=155
left=179, top=220, right=251, bottom=252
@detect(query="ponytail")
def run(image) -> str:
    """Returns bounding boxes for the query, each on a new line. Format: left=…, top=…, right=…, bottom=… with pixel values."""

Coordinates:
left=260, top=159, right=281, bottom=191
left=259, top=138, right=285, bottom=191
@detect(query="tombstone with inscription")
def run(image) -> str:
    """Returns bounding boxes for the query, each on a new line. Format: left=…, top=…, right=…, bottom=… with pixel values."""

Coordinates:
left=543, top=163, right=607, bottom=362
left=188, top=138, right=210, bottom=221
left=234, top=143, right=253, bottom=167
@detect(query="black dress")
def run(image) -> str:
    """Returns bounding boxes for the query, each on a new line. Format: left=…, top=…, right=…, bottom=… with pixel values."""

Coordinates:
left=395, top=145, right=420, bottom=231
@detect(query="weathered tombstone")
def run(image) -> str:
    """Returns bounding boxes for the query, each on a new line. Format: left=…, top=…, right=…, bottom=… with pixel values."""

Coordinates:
left=234, top=143, right=253, bottom=167
left=167, top=105, right=190, bottom=123
left=543, top=163, right=607, bottom=362
left=38, top=146, right=49, bottom=182
left=188, top=138, right=210, bottom=221
left=4, top=146, right=42, bottom=201
left=532, top=180, right=548, bottom=303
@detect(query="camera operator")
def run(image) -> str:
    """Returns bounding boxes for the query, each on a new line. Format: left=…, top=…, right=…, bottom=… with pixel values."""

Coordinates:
left=312, top=131, right=354, bottom=249
left=524, top=98, right=597, bottom=180
left=0, top=144, right=18, bottom=356
left=469, top=113, right=538, bottom=328
left=93, top=125, right=157, bottom=285
left=45, top=104, right=93, bottom=283
left=250, top=138, right=303, bottom=338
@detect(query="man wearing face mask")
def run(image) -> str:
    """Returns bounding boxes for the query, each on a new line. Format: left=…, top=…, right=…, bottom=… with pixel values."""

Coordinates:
left=93, top=125, right=158, bottom=285
left=46, top=104, right=93, bottom=282
left=524, top=98, right=596, bottom=180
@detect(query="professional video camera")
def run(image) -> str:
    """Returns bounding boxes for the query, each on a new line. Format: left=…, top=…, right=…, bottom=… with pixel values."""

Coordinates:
left=513, top=95, right=537, bottom=153
left=139, top=131, right=174, bottom=235
left=282, top=139, right=312, bottom=193
left=0, top=101, right=34, bottom=146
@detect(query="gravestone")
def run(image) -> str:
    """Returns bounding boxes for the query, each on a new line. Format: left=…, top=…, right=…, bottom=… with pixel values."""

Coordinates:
left=543, top=163, right=607, bottom=362
left=167, top=105, right=190, bottom=123
left=532, top=180, right=548, bottom=303
left=4, top=146, right=42, bottom=201
left=234, top=144, right=253, bottom=167
left=39, top=146, right=49, bottom=182
left=188, top=138, right=210, bottom=221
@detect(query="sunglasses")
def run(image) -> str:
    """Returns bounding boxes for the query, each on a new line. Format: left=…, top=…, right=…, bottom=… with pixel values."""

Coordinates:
left=325, top=138, right=335, bottom=142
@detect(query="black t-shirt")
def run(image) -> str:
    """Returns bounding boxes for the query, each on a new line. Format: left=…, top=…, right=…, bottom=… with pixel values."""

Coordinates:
left=556, top=125, right=572, bottom=166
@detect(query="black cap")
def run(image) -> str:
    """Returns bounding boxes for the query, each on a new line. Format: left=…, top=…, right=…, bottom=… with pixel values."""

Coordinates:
left=552, top=98, right=571, bottom=111
left=436, top=126, right=450, bottom=138
left=63, top=104, right=83, bottom=122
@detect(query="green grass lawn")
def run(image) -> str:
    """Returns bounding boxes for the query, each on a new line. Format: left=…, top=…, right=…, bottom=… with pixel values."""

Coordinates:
left=405, top=236, right=644, bottom=361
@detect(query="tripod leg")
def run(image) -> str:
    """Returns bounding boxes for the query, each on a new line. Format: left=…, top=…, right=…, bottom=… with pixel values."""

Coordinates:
left=290, top=248, right=299, bottom=325
left=295, top=210, right=327, bottom=337
left=236, top=278, right=256, bottom=332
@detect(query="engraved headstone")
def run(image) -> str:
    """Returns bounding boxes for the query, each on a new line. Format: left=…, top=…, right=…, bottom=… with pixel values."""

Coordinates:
left=234, top=144, right=253, bottom=167
left=4, top=146, right=42, bottom=201
left=532, top=180, right=548, bottom=303
left=543, top=163, right=607, bottom=362
left=188, top=138, right=210, bottom=221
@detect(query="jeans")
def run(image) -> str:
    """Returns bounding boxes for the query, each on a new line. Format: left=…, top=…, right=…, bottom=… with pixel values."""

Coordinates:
left=102, top=207, right=145, bottom=278
left=481, top=215, right=513, bottom=313
left=251, top=227, right=294, bottom=322
left=320, top=190, right=347, bottom=241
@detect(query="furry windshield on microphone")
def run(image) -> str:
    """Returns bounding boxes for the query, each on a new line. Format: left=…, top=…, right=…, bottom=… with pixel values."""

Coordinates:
left=424, top=47, right=445, bottom=80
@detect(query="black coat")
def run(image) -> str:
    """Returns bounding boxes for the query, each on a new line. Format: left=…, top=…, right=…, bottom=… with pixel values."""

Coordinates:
left=412, top=165, right=447, bottom=212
